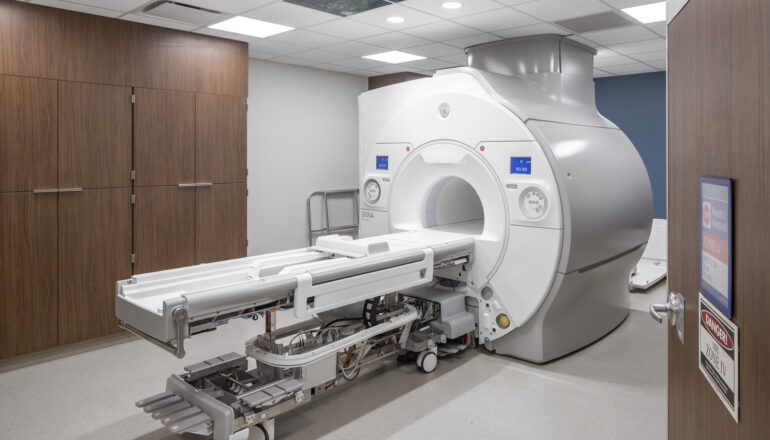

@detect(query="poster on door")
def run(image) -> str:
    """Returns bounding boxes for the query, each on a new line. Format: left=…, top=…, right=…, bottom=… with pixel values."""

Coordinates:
left=699, top=294, right=739, bottom=422
left=700, top=177, right=733, bottom=318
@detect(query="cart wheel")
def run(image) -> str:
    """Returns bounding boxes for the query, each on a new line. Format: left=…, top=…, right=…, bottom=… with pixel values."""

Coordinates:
left=417, top=350, right=438, bottom=373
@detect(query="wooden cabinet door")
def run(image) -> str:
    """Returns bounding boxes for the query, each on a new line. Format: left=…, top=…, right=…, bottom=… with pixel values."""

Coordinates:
left=0, top=75, right=57, bottom=192
left=0, top=192, right=58, bottom=358
left=134, top=186, right=196, bottom=274
left=58, top=188, right=131, bottom=344
left=196, top=183, right=246, bottom=264
left=196, top=94, right=246, bottom=184
left=58, top=81, right=132, bottom=189
left=134, top=88, right=195, bottom=187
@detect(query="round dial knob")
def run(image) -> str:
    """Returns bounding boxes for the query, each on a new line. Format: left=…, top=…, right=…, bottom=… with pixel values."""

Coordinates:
left=520, top=187, right=547, bottom=219
left=364, top=179, right=381, bottom=204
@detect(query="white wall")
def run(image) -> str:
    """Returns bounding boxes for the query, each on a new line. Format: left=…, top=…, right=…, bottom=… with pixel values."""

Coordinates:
left=247, top=59, right=368, bottom=255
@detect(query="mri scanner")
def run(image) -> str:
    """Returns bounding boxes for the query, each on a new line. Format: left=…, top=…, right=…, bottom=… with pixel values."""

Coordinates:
left=117, top=35, right=653, bottom=439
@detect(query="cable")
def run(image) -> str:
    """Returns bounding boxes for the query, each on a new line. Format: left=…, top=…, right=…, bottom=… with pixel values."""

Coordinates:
left=256, top=423, right=269, bottom=440
left=319, top=317, right=360, bottom=330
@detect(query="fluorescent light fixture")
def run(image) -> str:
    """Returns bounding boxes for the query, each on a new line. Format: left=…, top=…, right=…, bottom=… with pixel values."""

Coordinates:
left=621, top=2, right=666, bottom=24
left=386, top=16, right=405, bottom=24
left=208, top=16, right=294, bottom=38
left=442, top=2, right=463, bottom=9
left=363, top=50, right=425, bottom=64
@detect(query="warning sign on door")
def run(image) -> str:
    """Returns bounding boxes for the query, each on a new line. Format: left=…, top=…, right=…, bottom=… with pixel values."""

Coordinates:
left=699, top=293, right=738, bottom=422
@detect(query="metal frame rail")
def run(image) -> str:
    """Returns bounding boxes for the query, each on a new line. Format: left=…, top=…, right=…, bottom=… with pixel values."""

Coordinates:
left=306, top=189, right=359, bottom=245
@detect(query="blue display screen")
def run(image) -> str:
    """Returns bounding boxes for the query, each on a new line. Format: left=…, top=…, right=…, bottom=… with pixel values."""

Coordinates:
left=376, top=155, right=388, bottom=170
left=511, top=157, right=532, bottom=174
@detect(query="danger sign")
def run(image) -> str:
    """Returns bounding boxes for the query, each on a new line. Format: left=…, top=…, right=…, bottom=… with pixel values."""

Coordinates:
left=699, top=293, right=738, bottom=422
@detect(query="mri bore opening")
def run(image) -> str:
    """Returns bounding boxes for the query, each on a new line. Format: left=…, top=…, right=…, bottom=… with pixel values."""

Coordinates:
left=425, top=177, right=484, bottom=235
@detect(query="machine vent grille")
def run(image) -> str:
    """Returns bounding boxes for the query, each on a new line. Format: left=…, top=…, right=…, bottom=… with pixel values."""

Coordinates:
left=554, top=11, right=633, bottom=34
left=142, top=1, right=224, bottom=26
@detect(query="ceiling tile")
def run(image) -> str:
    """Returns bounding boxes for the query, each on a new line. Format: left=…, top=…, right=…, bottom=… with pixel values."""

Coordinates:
left=593, top=68, right=613, bottom=77
left=438, top=53, right=469, bottom=66
left=29, top=0, right=122, bottom=17
left=593, top=54, right=637, bottom=67
left=453, top=7, right=539, bottom=31
left=632, top=50, right=666, bottom=62
left=408, top=42, right=464, bottom=58
left=290, top=49, right=352, bottom=63
left=333, top=57, right=388, bottom=69
left=445, top=33, right=501, bottom=49
left=401, top=0, right=504, bottom=19
left=349, top=69, right=381, bottom=77
left=323, top=41, right=390, bottom=57
left=494, top=23, right=570, bottom=39
left=270, top=55, right=319, bottom=67
left=348, top=4, right=441, bottom=30
left=370, top=64, right=412, bottom=74
left=195, top=27, right=256, bottom=43
left=268, top=29, right=345, bottom=48
left=647, top=60, right=666, bottom=70
left=122, top=13, right=198, bottom=31
left=182, top=0, right=275, bottom=15
left=308, top=18, right=390, bottom=39
left=402, top=58, right=456, bottom=71
left=360, top=32, right=431, bottom=49
left=248, top=47, right=277, bottom=60
left=567, top=35, right=601, bottom=48
left=62, top=0, right=146, bottom=12
left=594, top=48, right=622, bottom=58
left=244, top=1, right=338, bottom=28
left=513, top=0, right=611, bottom=22
left=601, top=62, right=656, bottom=75
left=602, top=0, right=657, bottom=9
left=402, top=20, right=481, bottom=41
left=248, top=39, right=306, bottom=56
left=607, top=38, right=665, bottom=55
left=580, top=25, right=659, bottom=45
left=647, top=21, right=667, bottom=37
left=495, top=0, right=542, bottom=4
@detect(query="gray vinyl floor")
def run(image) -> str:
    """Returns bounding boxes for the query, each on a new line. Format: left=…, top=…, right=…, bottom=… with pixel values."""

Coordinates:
left=0, top=284, right=668, bottom=440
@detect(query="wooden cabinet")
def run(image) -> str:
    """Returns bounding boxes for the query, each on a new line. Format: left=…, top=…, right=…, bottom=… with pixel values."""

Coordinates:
left=0, top=192, right=58, bottom=359
left=196, top=183, right=247, bottom=264
left=58, top=189, right=132, bottom=344
left=0, top=75, right=58, bottom=192
left=134, top=88, right=196, bottom=187
left=58, top=81, right=132, bottom=189
left=134, top=186, right=196, bottom=274
left=196, top=94, right=247, bottom=184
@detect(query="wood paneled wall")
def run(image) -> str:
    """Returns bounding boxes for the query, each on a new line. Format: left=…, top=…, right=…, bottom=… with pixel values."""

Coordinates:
left=368, top=72, right=428, bottom=90
left=0, top=0, right=247, bottom=358
left=0, top=0, right=247, bottom=96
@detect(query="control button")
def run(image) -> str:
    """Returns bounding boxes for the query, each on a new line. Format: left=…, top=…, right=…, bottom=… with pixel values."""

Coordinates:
left=364, top=179, right=381, bottom=204
left=520, top=187, right=548, bottom=219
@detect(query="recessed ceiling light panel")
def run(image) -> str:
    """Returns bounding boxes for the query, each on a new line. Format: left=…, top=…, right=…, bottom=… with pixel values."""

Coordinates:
left=208, top=16, right=294, bottom=38
left=621, top=2, right=666, bottom=24
left=363, top=50, right=425, bottom=64
left=442, top=2, right=463, bottom=9
left=387, top=16, right=405, bottom=24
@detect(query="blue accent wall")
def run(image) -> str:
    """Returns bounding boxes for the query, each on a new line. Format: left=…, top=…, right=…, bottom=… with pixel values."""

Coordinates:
left=595, top=71, right=667, bottom=218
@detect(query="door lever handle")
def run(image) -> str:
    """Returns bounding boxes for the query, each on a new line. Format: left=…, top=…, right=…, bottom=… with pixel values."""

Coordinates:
left=650, top=292, right=685, bottom=344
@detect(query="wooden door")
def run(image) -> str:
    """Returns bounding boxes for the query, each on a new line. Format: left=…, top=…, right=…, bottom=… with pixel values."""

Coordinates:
left=58, top=81, right=132, bottom=189
left=134, top=88, right=195, bottom=187
left=0, top=192, right=58, bottom=358
left=196, top=94, right=246, bottom=184
left=667, top=0, right=770, bottom=437
left=196, top=183, right=246, bottom=264
left=0, top=75, right=57, bottom=192
left=134, top=186, right=196, bottom=274
left=58, top=188, right=131, bottom=344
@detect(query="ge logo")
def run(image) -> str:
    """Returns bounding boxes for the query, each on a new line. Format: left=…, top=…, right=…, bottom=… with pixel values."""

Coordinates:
left=438, top=102, right=451, bottom=118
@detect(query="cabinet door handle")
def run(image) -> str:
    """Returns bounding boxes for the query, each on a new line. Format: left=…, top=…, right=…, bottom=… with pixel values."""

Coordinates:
left=33, top=189, right=59, bottom=193
left=58, top=187, right=83, bottom=192
left=178, top=183, right=213, bottom=188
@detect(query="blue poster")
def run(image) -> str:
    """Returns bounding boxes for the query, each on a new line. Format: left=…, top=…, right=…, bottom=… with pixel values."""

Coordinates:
left=700, top=177, right=733, bottom=318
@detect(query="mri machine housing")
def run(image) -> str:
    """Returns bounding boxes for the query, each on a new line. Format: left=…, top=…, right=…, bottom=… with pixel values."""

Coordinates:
left=358, top=35, right=653, bottom=362
left=115, top=35, right=653, bottom=439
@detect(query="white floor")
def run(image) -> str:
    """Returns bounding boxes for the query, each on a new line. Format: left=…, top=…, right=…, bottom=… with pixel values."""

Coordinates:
left=0, top=283, right=668, bottom=440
